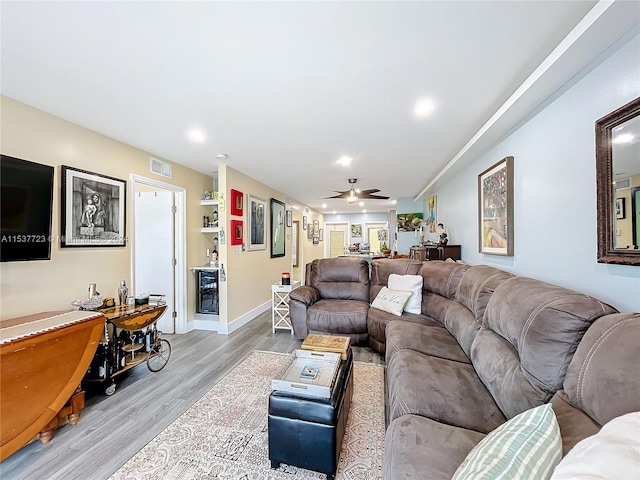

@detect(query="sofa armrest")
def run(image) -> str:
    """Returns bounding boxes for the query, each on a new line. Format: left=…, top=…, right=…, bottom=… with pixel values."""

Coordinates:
left=289, top=286, right=320, bottom=306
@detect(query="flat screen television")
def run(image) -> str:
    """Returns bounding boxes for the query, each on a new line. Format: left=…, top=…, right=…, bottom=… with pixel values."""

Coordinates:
left=1, top=155, right=54, bottom=262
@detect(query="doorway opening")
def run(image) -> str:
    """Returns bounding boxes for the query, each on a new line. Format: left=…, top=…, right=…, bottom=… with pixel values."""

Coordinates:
left=131, top=175, right=187, bottom=334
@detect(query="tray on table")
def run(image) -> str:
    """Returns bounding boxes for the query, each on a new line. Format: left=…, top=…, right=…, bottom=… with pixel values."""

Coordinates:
left=272, top=349, right=341, bottom=398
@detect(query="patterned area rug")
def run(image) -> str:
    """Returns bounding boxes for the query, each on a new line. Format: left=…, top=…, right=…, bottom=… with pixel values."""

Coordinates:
left=110, top=351, right=385, bottom=480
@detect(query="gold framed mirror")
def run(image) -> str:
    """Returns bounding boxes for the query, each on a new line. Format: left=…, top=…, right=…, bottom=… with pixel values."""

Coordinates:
left=596, top=96, right=640, bottom=265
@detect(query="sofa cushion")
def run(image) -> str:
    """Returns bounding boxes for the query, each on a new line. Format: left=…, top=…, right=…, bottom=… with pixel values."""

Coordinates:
left=452, top=404, right=562, bottom=480
left=306, top=299, right=369, bottom=336
left=384, top=414, right=485, bottom=480
left=419, top=260, right=468, bottom=299
left=550, top=392, right=600, bottom=455
left=309, top=257, right=370, bottom=302
left=560, top=312, right=640, bottom=427
left=455, top=265, right=514, bottom=323
left=388, top=274, right=423, bottom=314
left=385, top=320, right=470, bottom=365
left=444, top=265, right=514, bottom=357
left=387, top=349, right=506, bottom=433
left=371, top=287, right=412, bottom=316
left=550, top=411, right=640, bottom=480
left=473, top=277, right=619, bottom=420
left=367, top=307, right=441, bottom=354
left=370, top=258, right=422, bottom=302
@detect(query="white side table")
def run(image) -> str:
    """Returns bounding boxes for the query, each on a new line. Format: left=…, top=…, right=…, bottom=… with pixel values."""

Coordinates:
left=271, top=280, right=301, bottom=334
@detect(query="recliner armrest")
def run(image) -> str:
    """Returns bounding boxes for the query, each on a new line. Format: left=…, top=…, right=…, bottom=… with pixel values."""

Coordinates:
left=289, top=286, right=320, bottom=307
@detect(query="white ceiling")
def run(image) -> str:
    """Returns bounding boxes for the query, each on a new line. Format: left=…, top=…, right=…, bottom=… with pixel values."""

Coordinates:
left=1, top=1, right=638, bottom=214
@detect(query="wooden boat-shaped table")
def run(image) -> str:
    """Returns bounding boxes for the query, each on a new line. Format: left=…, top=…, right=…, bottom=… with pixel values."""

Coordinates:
left=0, top=310, right=106, bottom=461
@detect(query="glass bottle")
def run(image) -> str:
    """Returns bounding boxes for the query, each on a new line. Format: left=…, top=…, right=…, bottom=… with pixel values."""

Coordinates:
left=118, top=280, right=128, bottom=305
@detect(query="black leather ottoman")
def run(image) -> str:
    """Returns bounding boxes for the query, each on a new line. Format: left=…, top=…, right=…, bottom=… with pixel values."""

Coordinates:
left=268, top=350, right=354, bottom=479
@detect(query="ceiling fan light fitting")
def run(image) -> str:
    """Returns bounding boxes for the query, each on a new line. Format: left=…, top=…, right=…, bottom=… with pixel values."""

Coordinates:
left=347, top=188, right=358, bottom=204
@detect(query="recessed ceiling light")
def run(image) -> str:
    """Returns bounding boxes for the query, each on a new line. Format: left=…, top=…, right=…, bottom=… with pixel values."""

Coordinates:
left=188, top=128, right=206, bottom=143
left=322, top=203, right=327, bottom=209
left=358, top=201, right=364, bottom=207
left=414, top=98, right=436, bottom=118
left=336, top=156, right=353, bottom=166
left=332, top=210, right=336, bottom=214
left=362, top=209, right=367, bottom=213
left=216, top=153, right=228, bottom=160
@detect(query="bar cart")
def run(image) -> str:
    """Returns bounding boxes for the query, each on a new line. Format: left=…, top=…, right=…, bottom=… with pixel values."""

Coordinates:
left=84, top=301, right=171, bottom=395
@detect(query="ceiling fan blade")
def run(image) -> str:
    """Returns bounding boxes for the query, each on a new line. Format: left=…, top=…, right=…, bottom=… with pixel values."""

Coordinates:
left=323, top=190, right=349, bottom=199
left=363, top=194, right=390, bottom=200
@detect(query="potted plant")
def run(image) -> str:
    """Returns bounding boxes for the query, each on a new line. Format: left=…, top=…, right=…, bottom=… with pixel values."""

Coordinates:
left=381, top=242, right=391, bottom=256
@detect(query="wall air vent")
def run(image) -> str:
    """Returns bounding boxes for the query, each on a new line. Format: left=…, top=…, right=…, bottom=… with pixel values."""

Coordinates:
left=615, top=177, right=630, bottom=190
left=150, top=157, right=172, bottom=178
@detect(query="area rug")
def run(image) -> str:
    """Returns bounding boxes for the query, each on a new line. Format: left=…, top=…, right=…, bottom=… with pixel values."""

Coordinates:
left=109, top=350, right=385, bottom=480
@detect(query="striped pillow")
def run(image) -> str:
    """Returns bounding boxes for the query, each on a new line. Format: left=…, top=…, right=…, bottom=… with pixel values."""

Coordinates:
left=452, top=404, right=562, bottom=480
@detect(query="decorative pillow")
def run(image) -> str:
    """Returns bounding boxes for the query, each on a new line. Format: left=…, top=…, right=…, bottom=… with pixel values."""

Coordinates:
left=550, top=411, right=640, bottom=479
left=453, top=404, right=562, bottom=480
left=388, top=274, right=423, bottom=314
left=370, top=287, right=413, bottom=316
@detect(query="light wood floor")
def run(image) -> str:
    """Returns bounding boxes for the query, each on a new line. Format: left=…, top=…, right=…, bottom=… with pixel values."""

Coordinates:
left=0, top=311, right=384, bottom=480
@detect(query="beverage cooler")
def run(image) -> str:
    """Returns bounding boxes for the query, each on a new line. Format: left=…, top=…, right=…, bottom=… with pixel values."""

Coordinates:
left=196, top=269, right=219, bottom=314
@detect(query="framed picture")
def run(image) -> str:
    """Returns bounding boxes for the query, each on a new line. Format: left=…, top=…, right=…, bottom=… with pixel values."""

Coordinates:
left=319, top=228, right=324, bottom=241
left=303, top=215, right=308, bottom=230
left=270, top=198, right=286, bottom=258
left=230, top=189, right=243, bottom=216
left=427, top=195, right=437, bottom=233
left=61, top=166, right=126, bottom=247
left=292, top=220, right=299, bottom=267
left=313, top=236, right=319, bottom=245
left=313, top=219, right=319, bottom=237
left=478, top=156, right=514, bottom=256
left=351, top=223, right=362, bottom=237
left=308, top=222, right=314, bottom=239
left=248, top=195, right=266, bottom=251
left=396, top=213, right=423, bottom=232
left=230, top=219, right=243, bottom=245
left=286, top=209, right=292, bottom=227
left=615, top=197, right=625, bottom=219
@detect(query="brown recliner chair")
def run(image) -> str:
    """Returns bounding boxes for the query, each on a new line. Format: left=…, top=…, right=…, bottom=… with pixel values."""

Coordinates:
left=289, top=257, right=370, bottom=344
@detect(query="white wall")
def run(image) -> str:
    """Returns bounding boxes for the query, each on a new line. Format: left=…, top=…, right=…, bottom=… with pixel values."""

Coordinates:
left=433, top=33, right=640, bottom=312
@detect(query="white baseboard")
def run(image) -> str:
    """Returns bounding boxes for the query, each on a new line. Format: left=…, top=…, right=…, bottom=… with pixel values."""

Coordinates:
left=223, top=300, right=271, bottom=334
left=187, top=301, right=270, bottom=334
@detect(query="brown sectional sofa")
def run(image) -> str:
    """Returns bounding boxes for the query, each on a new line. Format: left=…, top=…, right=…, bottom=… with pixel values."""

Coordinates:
left=289, top=257, right=640, bottom=478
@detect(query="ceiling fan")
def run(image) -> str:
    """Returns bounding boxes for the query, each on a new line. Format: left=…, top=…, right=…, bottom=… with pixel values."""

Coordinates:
left=324, top=178, right=390, bottom=204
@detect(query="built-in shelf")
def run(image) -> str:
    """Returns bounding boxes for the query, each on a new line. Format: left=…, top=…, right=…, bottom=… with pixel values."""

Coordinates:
left=201, top=226, right=220, bottom=233
left=200, top=199, right=219, bottom=206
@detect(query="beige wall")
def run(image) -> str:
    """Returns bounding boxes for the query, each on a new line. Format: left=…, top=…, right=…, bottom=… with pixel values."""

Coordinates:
left=296, top=208, right=325, bottom=283
left=221, top=166, right=290, bottom=324
left=0, top=96, right=212, bottom=320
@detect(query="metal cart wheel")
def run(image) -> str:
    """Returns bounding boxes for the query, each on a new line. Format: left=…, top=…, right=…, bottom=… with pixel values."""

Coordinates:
left=105, top=383, right=116, bottom=396
left=147, top=338, right=171, bottom=372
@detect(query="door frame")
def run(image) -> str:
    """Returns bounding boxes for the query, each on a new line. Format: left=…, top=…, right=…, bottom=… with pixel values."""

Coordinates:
left=324, top=222, right=349, bottom=258
left=130, top=174, right=187, bottom=333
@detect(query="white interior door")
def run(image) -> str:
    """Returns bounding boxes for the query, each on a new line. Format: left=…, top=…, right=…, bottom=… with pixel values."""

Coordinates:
left=134, top=191, right=175, bottom=333
left=326, top=222, right=348, bottom=257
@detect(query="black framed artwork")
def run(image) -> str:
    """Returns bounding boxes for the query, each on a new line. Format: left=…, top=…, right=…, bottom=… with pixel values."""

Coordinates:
left=61, top=165, right=126, bottom=247
left=270, top=198, right=285, bottom=258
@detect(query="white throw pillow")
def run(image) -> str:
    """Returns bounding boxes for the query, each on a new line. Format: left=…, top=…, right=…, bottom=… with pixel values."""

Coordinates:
left=370, top=287, right=413, bottom=316
left=453, top=404, right=562, bottom=480
left=388, top=274, right=423, bottom=314
left=550, top=411, right=640, bottom=479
